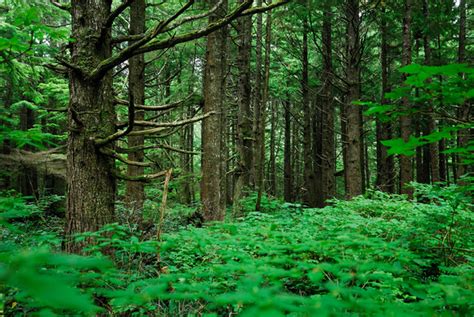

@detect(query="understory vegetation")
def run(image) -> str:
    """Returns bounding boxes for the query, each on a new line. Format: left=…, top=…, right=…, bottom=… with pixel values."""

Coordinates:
left=1, top=184, right=472, bottom=316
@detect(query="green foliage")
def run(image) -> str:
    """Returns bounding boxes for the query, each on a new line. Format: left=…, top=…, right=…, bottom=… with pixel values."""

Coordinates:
left=2, top=187, right=472, bottom=316
left=362, top=63, right=474, bottom=161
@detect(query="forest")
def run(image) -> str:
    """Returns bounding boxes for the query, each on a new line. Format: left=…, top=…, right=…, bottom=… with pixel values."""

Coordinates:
left=0, top=0, right=473, bottom=315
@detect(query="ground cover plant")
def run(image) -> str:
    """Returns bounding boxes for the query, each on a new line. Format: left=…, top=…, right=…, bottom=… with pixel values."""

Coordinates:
left=1, top=184, right=472, bottom=316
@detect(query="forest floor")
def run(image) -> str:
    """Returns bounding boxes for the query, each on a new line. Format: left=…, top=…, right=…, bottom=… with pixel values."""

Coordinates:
left=1, top=184, right=473, bottom=316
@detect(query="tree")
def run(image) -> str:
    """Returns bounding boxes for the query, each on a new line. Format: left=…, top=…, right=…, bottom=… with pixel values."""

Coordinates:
left=399, top=0, right=413, bottom=196
left=60, top=0, right=288, bottom=251
left=202, top=0, right=228, bottom=221
left=233, top=1, right=253, bottom=214
left=125, top=0, right=146, bottom=213
left=343, top=0, right=363, bottom=198
left=376, top=5, right=394, bottom=193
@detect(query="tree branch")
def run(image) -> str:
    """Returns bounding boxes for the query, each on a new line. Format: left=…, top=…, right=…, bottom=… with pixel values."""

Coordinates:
left=128, top=112, right=215, bottom=135
left=100, top=147, right=153, bottom=167
left=112, top=169, right=169, bottom=182
left=114, top=91, right=197, bottom=111
left=95, top=93, right=135, bottom=146
left=50, top=0, right=71, bottom=12
left=89, top=0, right=195, bottom=80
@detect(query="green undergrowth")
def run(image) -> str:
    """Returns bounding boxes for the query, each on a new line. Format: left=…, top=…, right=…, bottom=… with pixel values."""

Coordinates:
left=1, top=184, right=473, bottom=316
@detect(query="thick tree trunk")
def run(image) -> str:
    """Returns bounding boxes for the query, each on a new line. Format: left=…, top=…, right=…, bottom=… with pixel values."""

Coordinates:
left=320, top=5, right=335, bottom=202
left=302, top=16, right=316, bottom=206
left=399, top=0, right=413, bottom=196
left=65, top=0, right=116, bottom=252
left=125, top=0, right=146, bottom=212
left=344, top=0, right=363, bottom=198
left=233, top=2, right=253, bottom=214
left=422, top=0, right=440, bottom=184
left=376, top=8, right=394, bottom=193
left=201, top=0, right=228, bottom=221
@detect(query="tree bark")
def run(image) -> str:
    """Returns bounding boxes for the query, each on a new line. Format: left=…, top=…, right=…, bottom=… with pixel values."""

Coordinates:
left=201, top=0, right=228, bottom=221
left=399, top=0, right=413, bottom=196
left=125, top=0, right=146, bottom=212
left=302, top=15, right=316, bottom=206
left=256, top=6, right=272, bottom=210
left=233, top=1, right=253, bottom=214
left=65, top=0, right=116, bottom=253
left=344, top=0, right=363, bottom=198
left=422, top=0, right=440, bottom=184
left=283, top=98, right=292, bottom=202
left=457, top=0, right=470, bottom=181
left=376, top=7, right=394, bottom=193
left=318, top=3, right=335, bottom=203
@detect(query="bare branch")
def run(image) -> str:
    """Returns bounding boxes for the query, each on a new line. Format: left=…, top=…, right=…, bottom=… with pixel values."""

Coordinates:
left=95, top=93, right=135, bottom=146
left=112, top=169, right=169, bottom=182
left=240, top=0, right=290, bottom=16
left=114, top=91, right=197, bottom=111
left=100, top=147, right=153, bottom=167
left=118, top=144, right=200, bottom=155
left=89, top=0, right=195, bottom=80
left=50, top=0, right=71, bottom=12
left=128, top=111, right=215, bottom=136
left=105, top=0, right=135, bottom=30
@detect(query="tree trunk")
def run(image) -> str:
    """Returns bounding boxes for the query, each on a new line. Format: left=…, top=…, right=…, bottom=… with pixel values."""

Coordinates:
left=256, top=7, right=272, bottom=210
left=283, top=98, right=292, bottom=202
left=344, top=0, right=363, bottom=198
left=65, top=0, right=116, bottom=253
left=302, top=15, right=316, bottom=206
left=457, top=0, right=470, bottom=181
left=399, top=0, right=413, bottom=196
left=201, top=0, right=228, bottom=221
left=320, top=4, right=335, bottom=202
left=376, top=7, right=394, bottom=193
left=125, top=0, right=146, bottom=213
left=268, top=100, right=276, bottom=196
left=422, top=0, right=440, bottom=184
left=233, top=1, right=253, bottom=214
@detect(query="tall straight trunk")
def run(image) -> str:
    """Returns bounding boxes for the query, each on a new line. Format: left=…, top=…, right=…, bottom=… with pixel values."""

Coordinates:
left=376, top=8, right=394, bottom=193
left=255, top=7, right=272, bottom=210
left=344, top=0, right=363, bottom=198
left=180, top=103, right=195, bottom=204
left=457, top=0, right=470, bottom=181
left=253, top=0, right=263, bottom=189
left=125, top=0, right=146, bottom=212
left=268, top=100, right=276, bottom=195
left=422, top=0, right=440, bottom=184
left=65, top=0, right=116, bottom=252
left=320, top=5, right=336, bottom=202
left=399, top=0, right=413, bottom=196
left=201, top=0, right=228, bottom=221
left=302, top=15, right=316, bottom=206
left=233, top=2, right=253, bottom=214
left=283, top=98, right=292, bottom=202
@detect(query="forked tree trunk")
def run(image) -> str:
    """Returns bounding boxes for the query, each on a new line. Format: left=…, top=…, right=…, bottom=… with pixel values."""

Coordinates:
left=65, top=1, right=116, bottom=252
